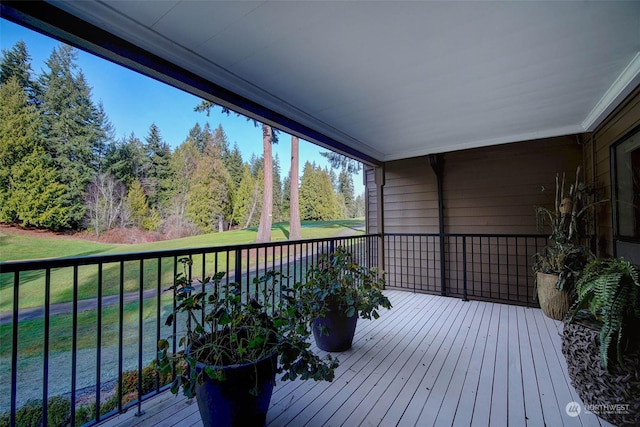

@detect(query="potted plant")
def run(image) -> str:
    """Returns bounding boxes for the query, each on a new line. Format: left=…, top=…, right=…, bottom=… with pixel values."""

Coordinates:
left=533, top=166, right=598, bottom=320
left=296, top=247, right=392, bottom=352
left=155, top=257, right=338, bottom=427
left=562, top=257, right=640, bottom=426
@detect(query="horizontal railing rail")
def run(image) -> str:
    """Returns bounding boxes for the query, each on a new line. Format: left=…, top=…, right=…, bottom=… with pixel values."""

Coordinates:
left=384, top=233, right=548, bottom=306
left=1, top=234, right=379, bottom=427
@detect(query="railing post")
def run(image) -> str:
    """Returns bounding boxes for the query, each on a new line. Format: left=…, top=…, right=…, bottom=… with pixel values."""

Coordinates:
left=235, top=248, right=242, bottom=285
left=462, top=236, right=468, bottom=301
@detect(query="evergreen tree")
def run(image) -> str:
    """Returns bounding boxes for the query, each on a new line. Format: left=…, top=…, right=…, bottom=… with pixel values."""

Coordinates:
left=233, top=164, right=259, bottom=229
left=337, top=168, right=356, bottom=217
left=186, top=122, right=206, bottom=153
left=0, top=76, right=68, bottom=228
left=166, top=128, right=200, bottom=220
left=224, top=141, right=245, bottom=190
left=194, top=100, right=276, bottom=242
left=272, top=153, right=283, bottom=222
left=103, top=132, right=147, bottom=187
left=299, top=162, right=340, bottom=221
left=299, top=162, right=320, bottom=221
left=320, top=151, right=362, bottom=174
left=144, top=123, right=171, bottom=212
left=186, top=125, right=231, bottom=232
left=0, top=40, right=39, bottom=103
left=126, top=179, right=160, bottom=231
left=39, top=44, right=111, bottom=228
left=10, top=149, right=69, bottom=229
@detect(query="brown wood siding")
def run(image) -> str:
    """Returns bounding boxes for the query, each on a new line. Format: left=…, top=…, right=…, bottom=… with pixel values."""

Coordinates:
left=590, top=85, right=640, bottom=256
left=383, top=157, right=439, bottom=234
left=374, top=136, right=582, bottom=300
left=442, top=136, right=583, bottom=235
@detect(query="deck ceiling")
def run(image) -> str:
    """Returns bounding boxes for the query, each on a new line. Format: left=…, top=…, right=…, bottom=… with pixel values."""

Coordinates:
left=22, top=1, right=640, bottom=162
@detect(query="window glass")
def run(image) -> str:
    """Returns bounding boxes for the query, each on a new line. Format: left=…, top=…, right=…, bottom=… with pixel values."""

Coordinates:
left=614, top=129, right=640, bottom=240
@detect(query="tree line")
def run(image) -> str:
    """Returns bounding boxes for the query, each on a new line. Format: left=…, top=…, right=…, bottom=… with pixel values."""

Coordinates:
left=0, top=41, right=364, bottom=239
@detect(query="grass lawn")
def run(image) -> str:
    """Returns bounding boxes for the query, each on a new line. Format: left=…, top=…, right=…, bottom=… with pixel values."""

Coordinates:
left=0, top=219, right=364, bottom=311
left=0, top=219, right=365, bottom=409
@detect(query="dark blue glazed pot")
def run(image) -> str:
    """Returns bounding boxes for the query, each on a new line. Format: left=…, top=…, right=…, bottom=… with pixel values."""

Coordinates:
left=195, top=352, right=277, bottom=427
left=313, top=305, right=358, bottom=352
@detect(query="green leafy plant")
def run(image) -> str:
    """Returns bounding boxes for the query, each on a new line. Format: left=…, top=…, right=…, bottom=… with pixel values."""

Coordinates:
left=154, top=257, right=337, bottom=399
left=0, top=396, right=71, bottom=427
left=533, top=166, right=601, bottom=293
left=298, top=247, right=391, bottom=322
left=569, top=258, right=640, bottom=370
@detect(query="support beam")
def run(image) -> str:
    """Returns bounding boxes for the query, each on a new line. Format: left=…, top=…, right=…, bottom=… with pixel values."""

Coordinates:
left=428, top=154, right=447, bottom=296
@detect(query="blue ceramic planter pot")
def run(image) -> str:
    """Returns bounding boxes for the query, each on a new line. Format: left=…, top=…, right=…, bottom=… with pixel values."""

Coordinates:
left=313, top=306, right=358, bottom=352
left=195, top=352, right=277, bottom=427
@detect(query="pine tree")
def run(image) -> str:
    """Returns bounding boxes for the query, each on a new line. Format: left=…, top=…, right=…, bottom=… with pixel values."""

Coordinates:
left=337, top=168, right=356, bottom=218
left=0, top=76, right=68, bottom=228
left=272, top=153, right=283, bottom=222
left=144, top=123, right=171, bottom=212
left=194, top=100, right=276, bottom=242
left=186, top=125, right=231, bottom=232
left=39, top=44, right=111, bottom=228
left=299, top=162, right=340, bottom=221
left=0, top=40, right=39, bottom=103
left=299, top=161, right=320, bottom=220
left=224, top=141, right=245, bottom=190
left=233, top=164, right=259, bottom=229
left=166, top=129, right=200, bottom=220
left=126, top=179, right=160, bottom=231
left=103, top=132, right=147, bottom=187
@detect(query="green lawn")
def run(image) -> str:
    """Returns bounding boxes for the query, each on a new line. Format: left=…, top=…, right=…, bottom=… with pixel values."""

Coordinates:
left=1, top=219, right=364, bottom=261
left=0, top=219, right=364, bottom=311
left=0, top=219, right=365, bottom=410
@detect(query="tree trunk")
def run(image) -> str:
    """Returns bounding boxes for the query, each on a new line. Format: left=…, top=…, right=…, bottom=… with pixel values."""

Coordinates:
left=245, top=182, right=260, bottom=229
left=256, top=125, right=273, bottom=242
left=289, top=136, right=301, bottom=240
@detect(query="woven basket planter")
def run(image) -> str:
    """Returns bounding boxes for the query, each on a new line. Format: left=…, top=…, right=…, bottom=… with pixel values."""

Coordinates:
left=536, top=272, right=571, bottom=320
left=561, top=321, right=640, bottom=426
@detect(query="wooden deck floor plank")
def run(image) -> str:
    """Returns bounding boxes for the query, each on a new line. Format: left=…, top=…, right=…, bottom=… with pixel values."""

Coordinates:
left=360, top=295, right=459, bottom=426
left=415, top=301, right=482, bottom=427
left=450, top=302, right=494, bottom=427
left=488, top=304, right=510, bottom=425
left=335, top=293, right=457, bottom=426
left=377, top=298, right=466, bottom=427
left=271, top=289, right=414, bottom=398
left=524, top=307, right=566, bottom=425
left=516, top=306, right=546, bottom=427
left=392, top=298, right=474, bottom=426
left=268, top=293, right=420, bottom=425
left=470, top=301, right=501, bottom=427
left=279, top=291, right=438, bottom=426
left=95, top=292, right=612, bottom=427
left=507, top=305, right=527, bottom=426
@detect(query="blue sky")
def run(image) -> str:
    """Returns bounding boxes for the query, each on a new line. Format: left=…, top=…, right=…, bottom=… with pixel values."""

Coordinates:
left=1, top=19, right=364, bottom=192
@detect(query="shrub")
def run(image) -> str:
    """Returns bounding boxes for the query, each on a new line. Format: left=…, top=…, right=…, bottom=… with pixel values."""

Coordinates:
left=46, top=396, right=70, bottom=427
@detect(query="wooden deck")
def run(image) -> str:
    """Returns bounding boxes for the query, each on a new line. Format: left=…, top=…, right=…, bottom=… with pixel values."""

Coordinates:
left=98, top=291, right=613, bottom=427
